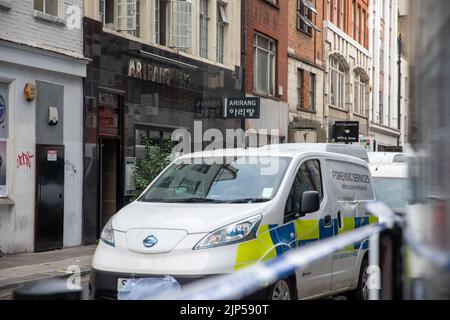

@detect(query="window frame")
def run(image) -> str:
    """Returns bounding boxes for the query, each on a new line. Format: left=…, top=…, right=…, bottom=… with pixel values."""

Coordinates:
left=329, top=56, right=346, bottom=109
left=353, top=71, right=366, bottom=116
left=253, top=33, right=277, bottom=97
left=297, top=0, right=313, bottom=36
left=34, top=0, right=59, bottom=17
left=284, top=159, right=324, bottom=221
left=199, top=0, right=209, bottom=59
left=309, top=73, right=316, bottom=112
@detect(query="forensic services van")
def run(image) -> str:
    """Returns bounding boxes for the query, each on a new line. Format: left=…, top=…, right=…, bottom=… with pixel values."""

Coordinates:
left=90, top=144, right=377, bottom=300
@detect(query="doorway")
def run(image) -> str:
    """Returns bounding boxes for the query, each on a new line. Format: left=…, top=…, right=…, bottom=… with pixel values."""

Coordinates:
left=35, top=145, right=65, bottom=252
left=99, top=138, right=120, bottom=234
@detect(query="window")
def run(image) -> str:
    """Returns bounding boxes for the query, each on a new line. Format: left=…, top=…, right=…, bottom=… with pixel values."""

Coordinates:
left=354, top=71, right=366, bottom=115
left=102, top=0, right=115, bottom=26
left=117, top=0, right=138, bottom=35
left=356, top=5, right=360, bottom=42
left=199, top=0, right=208, bottom=58
left=171, top=0, right=192, bottom=49
left=339, top=0, right=344, bottom=29
left=284, top=160, right=323, bottom=221
left=155, top=0, right=161, bottom=44
left=217, top=4, right=228, bottom=63
left=379, top=91, right=384, bottom=124
left=297, top=0, right=315, bottom=35
left=297, top=69, right=304, bottom=109
left=330, top=56, right=346, bottom=109
left=156, top=0, right=192, bottom=49
left=380, top=46, right=384, bottom=73
left=309, top=73, right=316, bottom=111
left=351, top=0, right=355, bottom=38
left=34, top=0, right=58, bottom=16
left=254, top=33, right=276, bottom=96
left=362, top=10, right=366, bottom=46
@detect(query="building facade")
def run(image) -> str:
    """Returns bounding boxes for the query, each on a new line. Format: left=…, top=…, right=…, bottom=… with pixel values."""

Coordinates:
left=82, top=0, right=243, bottom=244
left=244, top=0, right=289, bottom=143
left=323, top=0, right=372, bottom=144
left=369, top=0, right=401, bottom=151
left=287, top=0, right=326, bottom=143
left=0, top=0, right=87, bottom=254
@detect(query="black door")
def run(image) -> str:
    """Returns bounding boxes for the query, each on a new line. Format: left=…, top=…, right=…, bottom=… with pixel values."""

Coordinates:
left=35, top=145, right=65, bottom=252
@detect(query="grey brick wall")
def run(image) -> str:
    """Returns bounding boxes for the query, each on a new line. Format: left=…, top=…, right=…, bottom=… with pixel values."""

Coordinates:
left=0, top=0, right=83, bottom=57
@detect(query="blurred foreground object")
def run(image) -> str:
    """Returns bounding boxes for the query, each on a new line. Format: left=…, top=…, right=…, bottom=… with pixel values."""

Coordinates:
left=408, top=0, right=450, bottom=299
left=13, top=278, right=82, bottom=300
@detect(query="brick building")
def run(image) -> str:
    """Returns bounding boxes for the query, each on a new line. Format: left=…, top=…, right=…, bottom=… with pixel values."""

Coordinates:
left=287, top=0, right=326, bottom=143
left=244, top=0, right=289, bottom=143
left=323, top=0, right=372, bottom=144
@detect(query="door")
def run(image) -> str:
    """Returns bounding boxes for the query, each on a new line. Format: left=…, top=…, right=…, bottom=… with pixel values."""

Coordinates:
left=35, top=145, right=65, bottom=252
left=286, top=159, right=333, bottom=299
left=98, top=138, right=120, bottom=234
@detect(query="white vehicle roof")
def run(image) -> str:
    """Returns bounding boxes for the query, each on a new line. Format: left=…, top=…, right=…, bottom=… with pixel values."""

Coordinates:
left=179, top=144, right=369, bottom=164
left=370, top=162, right=408, bottom=178
left=368, top=152, right=407, bottom=164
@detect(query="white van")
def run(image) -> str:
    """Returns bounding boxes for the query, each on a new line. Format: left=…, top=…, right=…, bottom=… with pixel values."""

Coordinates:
left=370, top=162, right=409, bottom=212
left=90, top=144, right=378, bottom=300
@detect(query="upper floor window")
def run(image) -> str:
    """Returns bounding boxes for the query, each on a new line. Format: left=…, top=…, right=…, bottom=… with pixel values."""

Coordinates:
left=339, top=0, right=344, bottom=29
left=199, top=0, right=209, bottom=58
left=254, top=33, right=276, bottom=97
left=330, top=56, right=346, bottom=109
left=354, top=71, right=366, bottom=115
left=216, top=3, right=229, bottom=63
left=297, top=0, right=319, bottom=36
left=34, top=0, right=58, bottom=16
left=351, top=0, right=355, bottom=38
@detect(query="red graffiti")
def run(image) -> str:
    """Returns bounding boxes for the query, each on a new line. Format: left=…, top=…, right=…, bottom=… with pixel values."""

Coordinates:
left=17, top=152, right=34, bottom=170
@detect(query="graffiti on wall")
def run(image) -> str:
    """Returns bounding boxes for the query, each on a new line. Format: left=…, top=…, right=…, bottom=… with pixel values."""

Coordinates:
left=16, top=151, right=34, bottom=171
left=65, top=160, right=78, bottom=180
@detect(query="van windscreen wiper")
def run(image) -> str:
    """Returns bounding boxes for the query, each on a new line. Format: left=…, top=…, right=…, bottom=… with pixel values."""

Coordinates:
left=225, top=198, right=270, bottom=204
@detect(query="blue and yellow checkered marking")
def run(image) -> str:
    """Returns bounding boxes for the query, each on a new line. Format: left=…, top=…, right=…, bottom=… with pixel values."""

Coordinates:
left=234, top=215, right=379, bottom=271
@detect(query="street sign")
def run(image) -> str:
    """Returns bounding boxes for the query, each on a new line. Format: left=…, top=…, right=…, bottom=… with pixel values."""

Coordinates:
left=333, top=121, right=360, bottom=143
left=224, top=97, right=260, bottom=119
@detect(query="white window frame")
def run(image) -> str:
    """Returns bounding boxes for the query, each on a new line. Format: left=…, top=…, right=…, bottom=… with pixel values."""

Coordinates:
left=171, top=0, right=192, bottom=49
left=254, top=33, right=276, bottom=97
left=199, top=0, right=209, bottom=58
left=117, top=0, right=137, bottom=32
left=99, top=0, right=106, bottom=24
left=354, top=71, right=366, bottom=115
left=34, top=0, right=59, bottom=17
left=330, top=56, right=346, bottom=109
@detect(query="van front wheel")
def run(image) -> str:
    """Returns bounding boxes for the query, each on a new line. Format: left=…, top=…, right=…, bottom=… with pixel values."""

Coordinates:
left=346, top=257, right=369, bottom=300
left=266, top=279, right=294, bottom=300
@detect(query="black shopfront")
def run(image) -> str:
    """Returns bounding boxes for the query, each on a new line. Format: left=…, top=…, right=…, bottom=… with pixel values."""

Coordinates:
left=82, top=18, right=243, bottom=244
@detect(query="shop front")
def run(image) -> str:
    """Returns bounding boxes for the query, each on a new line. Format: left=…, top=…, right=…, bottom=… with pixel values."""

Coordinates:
left=83, top=18, right=243, bottom=244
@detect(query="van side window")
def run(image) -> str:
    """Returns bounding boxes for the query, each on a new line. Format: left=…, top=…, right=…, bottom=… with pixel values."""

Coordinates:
left=284, top=160, right=323, bottom=223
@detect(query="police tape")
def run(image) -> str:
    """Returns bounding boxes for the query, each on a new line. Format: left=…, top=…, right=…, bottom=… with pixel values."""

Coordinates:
left=403, top=230, right=450, bottom=271
left=154, top=202, right=395, bottom=300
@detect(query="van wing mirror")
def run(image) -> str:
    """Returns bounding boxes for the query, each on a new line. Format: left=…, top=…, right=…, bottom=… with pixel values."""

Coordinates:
left=300, top=191, right=320, bottom=216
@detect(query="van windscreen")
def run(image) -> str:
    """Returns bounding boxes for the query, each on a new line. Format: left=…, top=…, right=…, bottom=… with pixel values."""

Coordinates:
left=139, top=156, right=291, bottom=203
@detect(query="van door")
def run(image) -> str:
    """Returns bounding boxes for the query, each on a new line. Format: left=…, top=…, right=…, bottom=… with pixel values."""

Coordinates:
left=285, top=159, right=333, bottom=299
left=325, top=159, right=374, bottom=291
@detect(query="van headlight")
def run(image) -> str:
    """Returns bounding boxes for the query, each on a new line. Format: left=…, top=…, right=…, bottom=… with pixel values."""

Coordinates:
left=100, top=218, right=115, bottom=247
left=194, top=215, right=262, bottom=250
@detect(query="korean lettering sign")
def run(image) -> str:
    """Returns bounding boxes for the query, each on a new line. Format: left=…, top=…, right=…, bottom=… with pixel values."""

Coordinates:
left=224, top=97, right=261, bottom=119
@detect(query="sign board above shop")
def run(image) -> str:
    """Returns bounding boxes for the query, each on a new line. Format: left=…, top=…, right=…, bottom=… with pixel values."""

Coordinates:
left=333, top=121, right=360, bottom=143
left=224, top=97, right=261, bottom=119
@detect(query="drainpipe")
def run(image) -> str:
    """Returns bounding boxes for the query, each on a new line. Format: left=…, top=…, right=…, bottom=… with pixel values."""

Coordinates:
left=240, top=0, right=247, bottom=132
left=397, top=34, right=402, bottom=147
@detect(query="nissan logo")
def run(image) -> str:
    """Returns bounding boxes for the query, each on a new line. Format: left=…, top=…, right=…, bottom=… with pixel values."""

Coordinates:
left=143, top=235, right=158, bottom=248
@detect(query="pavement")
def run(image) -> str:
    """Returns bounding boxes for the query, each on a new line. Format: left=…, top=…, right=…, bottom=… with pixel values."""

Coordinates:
left=0, top=245, right=96, bottom=299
